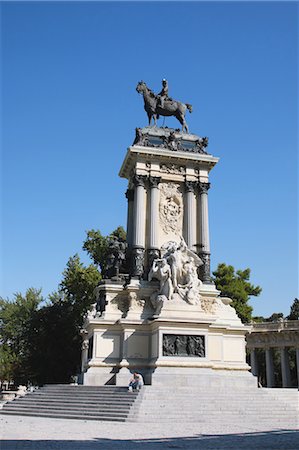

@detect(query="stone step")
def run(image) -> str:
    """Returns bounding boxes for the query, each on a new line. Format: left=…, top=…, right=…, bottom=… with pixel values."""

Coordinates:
left=39, top=388, right=130, bottom=393
left=2, top=404, right=130, bottom=415
left=16, top=398, right=135, bottom=407
left=42, top=384, right=128, bottom=389
left=28, top=393, right=137, bottom=400
left=135, top=418, right=299, bottom=424
left=140, top=397, right=298, bottom=407
left=137, top=411, right=298, bottom=417
left=0, top=385, right=141, bottom=422
left=134, top=385, right=298, bottom=423
left=0, top=410, right=128, bottom=421
left=137, top=407, right=296, bottom=413
left=141, top=393, right=297, bottom=398
left=10, top=401, right=134, bottom=411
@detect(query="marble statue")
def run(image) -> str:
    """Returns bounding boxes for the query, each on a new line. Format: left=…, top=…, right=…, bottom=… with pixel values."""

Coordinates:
left=148, top=258, right=173, bottom=299
left=148, top=238, right=203, bottom=315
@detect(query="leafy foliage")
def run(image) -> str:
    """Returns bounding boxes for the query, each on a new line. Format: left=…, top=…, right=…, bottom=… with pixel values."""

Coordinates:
left=0, top=288, right=43, bottom=384
left=212, top=263, right=262, bottom=323
left=28, top=255, right=101, bottom=384
left=287, top=298, right=299, bottom=320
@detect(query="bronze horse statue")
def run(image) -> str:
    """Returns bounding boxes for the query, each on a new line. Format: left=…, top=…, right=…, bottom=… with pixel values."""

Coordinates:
left=136, top=81, right=192, bottom=133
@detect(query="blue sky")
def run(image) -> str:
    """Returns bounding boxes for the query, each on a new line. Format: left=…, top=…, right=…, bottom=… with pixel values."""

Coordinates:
left=1, top=1, right=298, bottom=317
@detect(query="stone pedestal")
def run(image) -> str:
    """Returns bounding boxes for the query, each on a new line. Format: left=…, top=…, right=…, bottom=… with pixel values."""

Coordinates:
left=81, top=127, right=254, bottom=386
left=82, top=280, right=252, bottom=386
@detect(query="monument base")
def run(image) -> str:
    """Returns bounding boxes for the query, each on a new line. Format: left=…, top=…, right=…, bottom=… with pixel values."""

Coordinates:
left=81, top=281, right=254, bottom=386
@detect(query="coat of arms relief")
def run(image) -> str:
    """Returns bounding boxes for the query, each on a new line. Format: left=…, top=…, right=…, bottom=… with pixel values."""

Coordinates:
left=159, top=183, right=183, bottom=235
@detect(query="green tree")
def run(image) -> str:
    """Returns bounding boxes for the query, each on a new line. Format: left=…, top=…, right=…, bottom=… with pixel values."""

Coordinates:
left=287, top=298, right=299, bottom=320
left=265, top=312, right=284, bottom=322
left=28, top=255, right=101, bottom=384
left=59, top=254, right=101, bottom=319
left=0, top=345, right=15, bottom=387
left=0, top=288, right=43, bottom=384
left=212, top=263, right=262, bottom=323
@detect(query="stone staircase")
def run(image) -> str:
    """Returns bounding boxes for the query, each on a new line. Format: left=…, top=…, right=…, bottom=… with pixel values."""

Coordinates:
left=0, top=385, right=140, bottom=422
left=1, top=384, right=298, bottom=427
left=135, top=385, right=299, bottom=427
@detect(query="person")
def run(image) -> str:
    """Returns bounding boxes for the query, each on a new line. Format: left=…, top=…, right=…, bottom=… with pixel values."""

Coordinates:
left=157, top=78, right=169, bottom=109
left=128, top=372, right=144, bottom=391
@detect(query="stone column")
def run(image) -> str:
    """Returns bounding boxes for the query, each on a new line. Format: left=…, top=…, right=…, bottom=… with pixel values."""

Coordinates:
left=280, top=347, right=292, bottom=387
left=296, top=348, right=299, bottom=389
left=250, top=348, right=258, bottom=377
left=148, top=176, right=161, bottom=268
left=125, top=188, right=134, bottom=249
left=185, top=181, right=197, bottom=251
left=197, top=182, right=212, bottom=283
left=131, top=175, right=147, bottom=277
left=265, top=348, right=275, bottom=388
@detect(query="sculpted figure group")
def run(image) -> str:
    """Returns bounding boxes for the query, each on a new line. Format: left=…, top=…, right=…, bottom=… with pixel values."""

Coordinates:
left=149, top=238, right=203, bottom=317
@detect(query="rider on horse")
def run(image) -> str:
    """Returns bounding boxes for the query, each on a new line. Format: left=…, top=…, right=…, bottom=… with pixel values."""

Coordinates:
left=157, top=79, right=169, bottom=109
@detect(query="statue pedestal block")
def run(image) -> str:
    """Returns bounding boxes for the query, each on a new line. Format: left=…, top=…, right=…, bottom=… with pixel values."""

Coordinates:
left=81, top=282, right=253, bottom=386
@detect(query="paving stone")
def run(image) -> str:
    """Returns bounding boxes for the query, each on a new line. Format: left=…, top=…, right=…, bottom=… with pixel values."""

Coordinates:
left=1, top=415, right=298, bottom=450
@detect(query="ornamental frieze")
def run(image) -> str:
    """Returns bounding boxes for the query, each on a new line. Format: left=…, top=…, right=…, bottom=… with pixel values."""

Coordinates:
left=160, top=163, right=186, bottom=175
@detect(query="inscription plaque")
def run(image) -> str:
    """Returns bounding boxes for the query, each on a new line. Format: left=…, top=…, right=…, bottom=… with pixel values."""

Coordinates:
left=163, top=334, right=205, bottom=357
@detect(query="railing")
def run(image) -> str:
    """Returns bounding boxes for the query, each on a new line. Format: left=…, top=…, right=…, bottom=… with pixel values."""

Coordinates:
left=251, top=320, right=299, bottom=332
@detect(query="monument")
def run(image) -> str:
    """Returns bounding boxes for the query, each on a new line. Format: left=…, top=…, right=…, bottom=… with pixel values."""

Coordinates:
left=80, top=80, right=254, bottom=387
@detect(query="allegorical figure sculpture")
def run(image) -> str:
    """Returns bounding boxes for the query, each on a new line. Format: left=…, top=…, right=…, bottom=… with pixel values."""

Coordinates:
left=102, top=236, right=127, bottom=279
left=148, top=238, right=203, bottom=317
left=136, top=79, right=192, bottom=133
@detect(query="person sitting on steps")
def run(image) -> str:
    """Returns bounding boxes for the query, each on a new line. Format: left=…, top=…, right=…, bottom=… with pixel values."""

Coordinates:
left=128, top=372, right=144, bottom=392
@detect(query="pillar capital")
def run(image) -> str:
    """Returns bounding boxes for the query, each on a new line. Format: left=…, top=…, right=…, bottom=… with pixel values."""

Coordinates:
left=149, top=176, right=161, bottom=189
left=185, top=180, right=197, bottom=193
left=133, top=174, right=147, bottom=188
left=125, top=188, right=134, bottom=201
left=198, top=181, right=211, bottom=194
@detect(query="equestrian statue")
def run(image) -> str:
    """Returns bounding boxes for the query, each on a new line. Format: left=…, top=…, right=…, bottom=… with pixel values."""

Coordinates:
left=136, top=79, right=193, bottom=133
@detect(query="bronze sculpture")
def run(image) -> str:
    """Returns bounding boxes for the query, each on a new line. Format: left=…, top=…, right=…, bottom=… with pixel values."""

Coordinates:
left=136, top=80, right=192, bottom=133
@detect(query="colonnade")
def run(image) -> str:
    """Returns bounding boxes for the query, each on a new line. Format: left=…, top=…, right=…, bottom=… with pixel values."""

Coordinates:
left=247, top=321, right=299, bottom=388
left=125, top=174, right=212, bottom=282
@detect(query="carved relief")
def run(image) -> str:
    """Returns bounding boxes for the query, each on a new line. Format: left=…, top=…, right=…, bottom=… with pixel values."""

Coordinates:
left=128, top=291, right=145, bottom=310
left=201, top=298, right=217, bottom=314
left=160, top=164, right=186, bottom=175
left=159, top=183, right=183, bottom=234
left=163, top=334, right=205, bottom=357
left=111, top=295, right=130, bottom=317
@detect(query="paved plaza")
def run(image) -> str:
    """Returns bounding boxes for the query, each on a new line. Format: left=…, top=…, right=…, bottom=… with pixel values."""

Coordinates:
left=1, top=415, right=298, bottom=450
